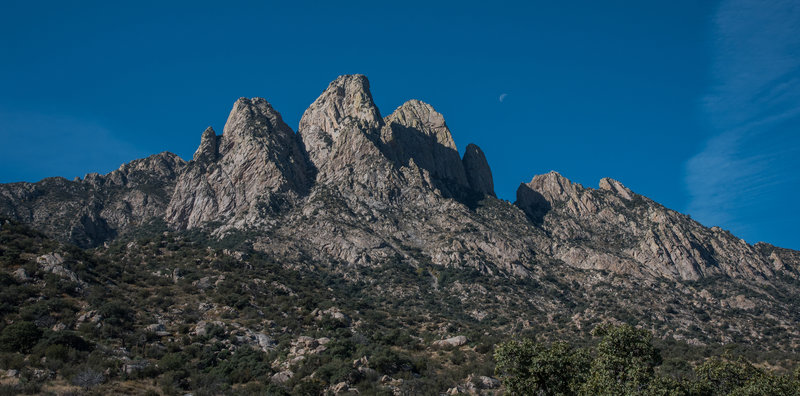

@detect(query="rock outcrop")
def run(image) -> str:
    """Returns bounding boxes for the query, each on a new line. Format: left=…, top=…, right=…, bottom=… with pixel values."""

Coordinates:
left=462, top=143, right=495, bottom=197
left=298, top=74, right=384, bottom=174
left=381, top=99, right=468, bottom=192
left=166, top=98, right=311, bottom=229
left=516, top=171, right=779, bottom=280
left=433, top=335, right=468, bottom=348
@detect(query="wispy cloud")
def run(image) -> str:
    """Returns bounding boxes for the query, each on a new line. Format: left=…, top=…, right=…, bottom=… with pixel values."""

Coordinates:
left=686, top=0, right=800, bottom=238
left=499, top=93, right=508, bottom=102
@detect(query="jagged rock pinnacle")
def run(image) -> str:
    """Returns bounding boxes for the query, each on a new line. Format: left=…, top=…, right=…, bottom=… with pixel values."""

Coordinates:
left=193, top=127, right=219, bottom=162
left=166, top=97, right=310, bottom=229
left=381, top=100, right=468, bottom=187
left=462, top=143, right=495, bottom=197
left=298, top=74, right=383, bottom=170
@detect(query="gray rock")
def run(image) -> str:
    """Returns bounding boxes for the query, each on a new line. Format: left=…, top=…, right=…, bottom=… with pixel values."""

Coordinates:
left=381, top=99, right=468, bottom=190
left=462, top=143, right=495, bottom=196
left=299, top=74, right=383, bottom=172
left=12, top=267, right=29, bottom=281
left=433, top=335, right=467, bottom=347
left=0, top=152, right=185, bottom=247
left=37, top=253, right=81, bottom=283
left=166, top=97, right=311, bottom=229
left=598, top=177, right=633, bottom=200
left=145, top=323, right=166, bottom=333
left=193, top=126, right=219, bottom=163
left=123, top=360, right=150, bottom=375
left=255, top=333, right=276, bottom=351
left=271, top=370, right=293, bottom=384
left=516, top=171, right=779, bottom=280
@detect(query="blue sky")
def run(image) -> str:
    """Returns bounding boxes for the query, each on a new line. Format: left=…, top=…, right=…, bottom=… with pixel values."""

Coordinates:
left=1, top=1, right=798, bottom=249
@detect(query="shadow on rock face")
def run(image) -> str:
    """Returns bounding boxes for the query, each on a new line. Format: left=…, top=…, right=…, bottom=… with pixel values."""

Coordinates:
left=382, top=123, right=467, bottom=195
left=380, top=121, right=496, bottom=210
left=515, top=183, right=551, bottom=226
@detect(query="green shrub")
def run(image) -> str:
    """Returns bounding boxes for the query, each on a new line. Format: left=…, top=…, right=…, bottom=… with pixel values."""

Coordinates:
left=495, top=339, right=590, bottom=395
left=580, top=324, right=661, bottom=395
left=0, top=322, right=42, bottom=353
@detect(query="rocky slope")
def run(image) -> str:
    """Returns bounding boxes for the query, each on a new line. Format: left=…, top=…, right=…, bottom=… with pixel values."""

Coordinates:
left=0, top=152, right=185, bottom=247
left=516, top=172, right=785, bottom=281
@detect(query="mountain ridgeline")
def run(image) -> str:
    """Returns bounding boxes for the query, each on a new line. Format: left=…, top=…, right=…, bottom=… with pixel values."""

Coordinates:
left=2, top=75, right=800, bottom=394
left=1, top=74, right=795, bottom=282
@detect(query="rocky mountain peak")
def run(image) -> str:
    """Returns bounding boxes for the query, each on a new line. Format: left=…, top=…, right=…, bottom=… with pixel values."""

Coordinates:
left=515, top=171, right=780, bottom=281
left=219, top=97, right=291, bottom=151
left=383, top=99, right=457, bottom=151
left=1, top=73, right=796, bottom=287
left=298, top=74, right=383, bottom=170
left=166, top=97, right=311, bottom=229
left=462, top=143, right=495, bottom=197
left=381, top=100, right=468, bottom=189
left=0, top=152, right=187, bottom=247
left=78, top=152, right=186, bottom=191
left=526, top=171, right=586, bottom=206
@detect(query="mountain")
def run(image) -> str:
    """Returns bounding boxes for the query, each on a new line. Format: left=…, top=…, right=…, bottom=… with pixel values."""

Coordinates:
left=1, top=74, right=798, bottom=394
left=2, top=74, right=793, bottom=280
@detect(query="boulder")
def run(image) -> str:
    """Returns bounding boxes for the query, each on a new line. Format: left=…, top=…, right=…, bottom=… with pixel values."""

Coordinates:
left=433, top=335, right=467, bottom=347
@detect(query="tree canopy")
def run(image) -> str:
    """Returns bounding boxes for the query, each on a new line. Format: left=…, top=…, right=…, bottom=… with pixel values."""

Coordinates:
left=494, top=324, right=800, bottom=396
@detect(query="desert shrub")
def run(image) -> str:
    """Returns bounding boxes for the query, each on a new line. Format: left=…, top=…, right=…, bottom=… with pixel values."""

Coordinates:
left=71, top=367, right=105, bottom=388
left=0, top=322, right=41, bottom=353
left=371, top=347, right=413, bottom=375
left=98, top=299, right=134, bottom=329
left=208, top=347, right=271, bottom=384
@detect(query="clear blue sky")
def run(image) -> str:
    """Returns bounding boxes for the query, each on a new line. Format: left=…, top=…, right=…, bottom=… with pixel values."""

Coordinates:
left=1, top=1, right=798, bottom=249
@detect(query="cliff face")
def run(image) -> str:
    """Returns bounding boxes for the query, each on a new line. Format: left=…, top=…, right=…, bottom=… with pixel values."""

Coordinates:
left=0, top=74, right=796, bottom=281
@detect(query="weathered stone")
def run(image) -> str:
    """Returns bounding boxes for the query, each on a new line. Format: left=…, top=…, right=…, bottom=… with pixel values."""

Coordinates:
left=0, top=152, right=185, bottom=247
left=193, top=126, right=219, bottom=163
left=12, top=267, right=29, bottom=281
left=433, top=335, right=467, bottom=347
left=462, top=143, right=495, bottom=196
left=271, top=370, right=293, bottom=384
left=166, top=97, right=311, bottom=229
left=37, top=253, right=82, bottom=284
left=145, top=323, right=166, bottom=333
left=381, top=99, right=468, bottom=188
left=123, top=360, right=150, bottom=375
left=299, top=74, right=383, bottom=171
left=516, top=171, right=779, bottom=280
left=598, top=177, right=633, bottom=200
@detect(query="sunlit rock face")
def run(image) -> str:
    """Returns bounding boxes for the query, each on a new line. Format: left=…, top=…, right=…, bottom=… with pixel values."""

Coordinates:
left=166, top=97, right=311, bottom=230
